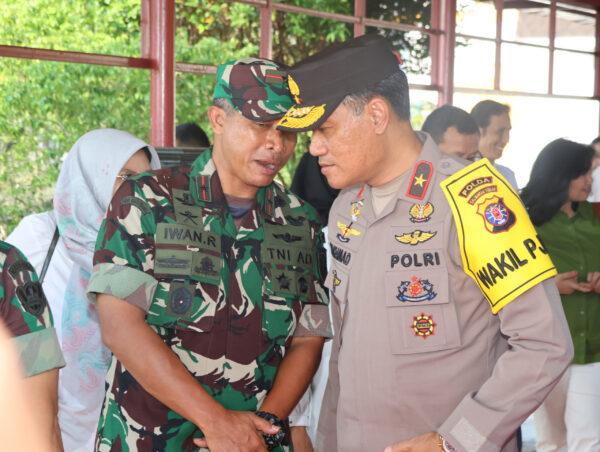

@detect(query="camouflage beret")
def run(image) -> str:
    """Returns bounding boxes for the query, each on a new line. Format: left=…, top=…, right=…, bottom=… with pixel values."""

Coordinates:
left=213, top=57, right=294, bottom=122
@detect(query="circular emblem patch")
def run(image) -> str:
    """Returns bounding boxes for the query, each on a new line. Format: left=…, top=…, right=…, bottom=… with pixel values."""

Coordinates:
left=484, top=202, right=508, bottom=227
left=169, top=287, right=192, bottom=315
left=410, top=313, right=436, bottom=339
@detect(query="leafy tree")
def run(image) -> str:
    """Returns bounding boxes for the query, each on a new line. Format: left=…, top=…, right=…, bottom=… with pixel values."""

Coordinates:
left=0, top=0, right=430, bottom=238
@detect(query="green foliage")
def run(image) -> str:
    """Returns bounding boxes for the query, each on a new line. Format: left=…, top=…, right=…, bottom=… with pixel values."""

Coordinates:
left=0, top=0, right=430, bottom=239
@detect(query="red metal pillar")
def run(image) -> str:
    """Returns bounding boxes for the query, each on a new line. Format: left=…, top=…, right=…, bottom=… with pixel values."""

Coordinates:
left=435, top=0, right=456, bottom=106
left=260, top=0, right=273, bottom=59
left=149, top=0, right=175, bottom=147
left=354, top=0, right=365, bottom=37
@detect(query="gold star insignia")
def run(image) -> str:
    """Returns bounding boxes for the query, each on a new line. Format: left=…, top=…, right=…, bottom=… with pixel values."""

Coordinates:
left=413, top=173, right=426, bottom=188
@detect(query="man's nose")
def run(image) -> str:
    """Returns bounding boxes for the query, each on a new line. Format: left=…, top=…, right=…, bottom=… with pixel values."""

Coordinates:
left=266, top=126, right=284, bottom=152
left=309, top=133, right=326, bottom=156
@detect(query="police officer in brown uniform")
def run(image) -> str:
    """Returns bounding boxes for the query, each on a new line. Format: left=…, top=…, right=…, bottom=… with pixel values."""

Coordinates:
left=277, top=35, right=574, bottom=452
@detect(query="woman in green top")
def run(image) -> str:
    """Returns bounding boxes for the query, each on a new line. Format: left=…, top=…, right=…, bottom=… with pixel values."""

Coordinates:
left=521, top=138, right=600, bottom=452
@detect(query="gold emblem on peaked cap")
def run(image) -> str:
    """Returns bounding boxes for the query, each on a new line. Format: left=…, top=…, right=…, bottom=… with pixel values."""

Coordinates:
left=288, top=75, right=301, bottom=104
left=278, top=104, right=326, bottom=130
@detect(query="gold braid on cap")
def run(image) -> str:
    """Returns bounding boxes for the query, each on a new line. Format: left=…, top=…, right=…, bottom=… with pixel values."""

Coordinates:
left=279, top=105, right=326, bottom=129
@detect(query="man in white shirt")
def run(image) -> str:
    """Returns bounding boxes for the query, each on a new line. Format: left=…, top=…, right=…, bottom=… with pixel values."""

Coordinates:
left=471, top=100, right=519, bottom=190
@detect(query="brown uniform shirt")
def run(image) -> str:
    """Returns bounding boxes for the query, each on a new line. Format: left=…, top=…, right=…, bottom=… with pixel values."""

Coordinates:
left=316, top=133, right=573, bottom=452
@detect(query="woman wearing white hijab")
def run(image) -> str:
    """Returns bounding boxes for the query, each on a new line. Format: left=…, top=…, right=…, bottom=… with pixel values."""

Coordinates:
left=8, top=128, right=161, bottom=452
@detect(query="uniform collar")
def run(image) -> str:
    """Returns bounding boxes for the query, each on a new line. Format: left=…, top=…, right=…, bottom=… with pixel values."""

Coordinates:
left=189, top=148, right=285, bottom=224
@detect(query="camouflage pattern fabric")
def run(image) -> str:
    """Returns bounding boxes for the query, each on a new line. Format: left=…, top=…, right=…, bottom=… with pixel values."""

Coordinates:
left=213, top=57, right=294, bottom=121
left=0, top=241, right=65, bottom=377
left=88, top=149, right=331, bottom=452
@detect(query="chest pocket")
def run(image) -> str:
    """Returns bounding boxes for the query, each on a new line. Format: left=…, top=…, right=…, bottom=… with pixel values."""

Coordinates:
left=261, top=220, right=313, bottom=345
left=383, top=226, right=462, bottom=355
left=148, top=222, right=222, bottom=332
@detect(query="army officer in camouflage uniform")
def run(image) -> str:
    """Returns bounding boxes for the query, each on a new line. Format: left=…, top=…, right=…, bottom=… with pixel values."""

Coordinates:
left=0, top=240, right=65, bottom=450
left=87, top=57, right=331, bottom=452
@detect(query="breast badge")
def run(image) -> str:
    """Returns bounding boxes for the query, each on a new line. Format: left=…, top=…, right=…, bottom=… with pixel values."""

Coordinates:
left=350, top=199, right=363, bottom=221
left=332, top=270, right=341, bottom=293
left=409, top=203, right=434, bottom=223
left=395, top=230, right=436, bottom=246
left=410, top=313, right=436, bottom=338
left=397, top=277, right=436, bottom=302
left=336, top=221, right=361, bottom=243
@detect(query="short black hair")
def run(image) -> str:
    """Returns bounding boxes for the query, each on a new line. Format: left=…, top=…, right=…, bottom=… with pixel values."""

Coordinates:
left=521, top=138, right=593, bottom=226
left=470, top=100, right=510, bottom=130
left=421, top=105, right=479, bottom=144
left=342, top=70, right=411, bottom=121
left=175, top=122, right=210, bottom=148
left=591, top=136, right=600, bottom=146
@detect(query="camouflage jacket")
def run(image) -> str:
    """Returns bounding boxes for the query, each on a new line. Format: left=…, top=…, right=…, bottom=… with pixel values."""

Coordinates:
left=88, top=149, right=331, bottom=452
left=0, top=241, right=65, bottom=376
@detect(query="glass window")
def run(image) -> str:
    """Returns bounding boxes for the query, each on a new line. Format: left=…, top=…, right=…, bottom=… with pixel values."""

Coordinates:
left=454, top=92, right=599, bottom=188
left=553, top=50, right=595, bottom=97
left=456, top=0, right=497, bottom=39
left=454, top=37, right=496, bottom=90
left=410, top=89, right=439, bottom=130
left=0, top=59, right=150, bottom=238
left=366, top=28, right=432, bottom=85
left=176, top=2, right=259, bottom=65
left=502, top=7, right=550, bottom=46
left=500, top=43, right=549, bottom=94
left=366, top=1, right=431, bottom=27
left=2, top=1, right=141, bottom=57
left=555, top=8, right=596, bottom=52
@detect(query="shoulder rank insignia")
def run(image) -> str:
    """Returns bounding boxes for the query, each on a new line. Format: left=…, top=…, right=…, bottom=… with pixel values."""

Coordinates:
left=411, top=313, right=436, bottom=338
left=441, top=159, right=556, bottom=314
left=409, top=203, right=434, bottom=223
left=395, top=230, right=436, bottom=246
left=406, top=160, right=433, bottom=200
left=397, top=277, right=436, bottom=302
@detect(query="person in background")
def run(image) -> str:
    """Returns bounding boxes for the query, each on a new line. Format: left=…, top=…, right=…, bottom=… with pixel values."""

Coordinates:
left=521, top=138, right=600, bottom=452
left=587, top=136, right=600, bottom=202
left=0, top=240, right=65, bottom=451
left=7, top=129, right=161, bottom=452
left=421, top=104, right=480, bottom=161
left=471, top=100, right=519, bottom=190
left=176, top=121, right=211, bottom=148
left=87, top=58, right=330, bottom=452
left=277, top=33, right=573, bottom=452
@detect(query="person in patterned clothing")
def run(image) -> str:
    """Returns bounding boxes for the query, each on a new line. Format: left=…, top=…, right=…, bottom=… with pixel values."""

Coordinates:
left=0, top=240, right=65, bottom=451
left=87, top=57, right=331, bottom=452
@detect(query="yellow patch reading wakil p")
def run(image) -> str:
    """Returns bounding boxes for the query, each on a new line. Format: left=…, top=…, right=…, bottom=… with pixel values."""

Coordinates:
left=441, top=159, right=556, bottom=314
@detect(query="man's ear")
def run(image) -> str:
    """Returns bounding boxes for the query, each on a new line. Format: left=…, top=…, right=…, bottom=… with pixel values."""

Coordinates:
left=366, top=97, right=390, bottom=135
left=208, top=105, right=226, bottom=134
